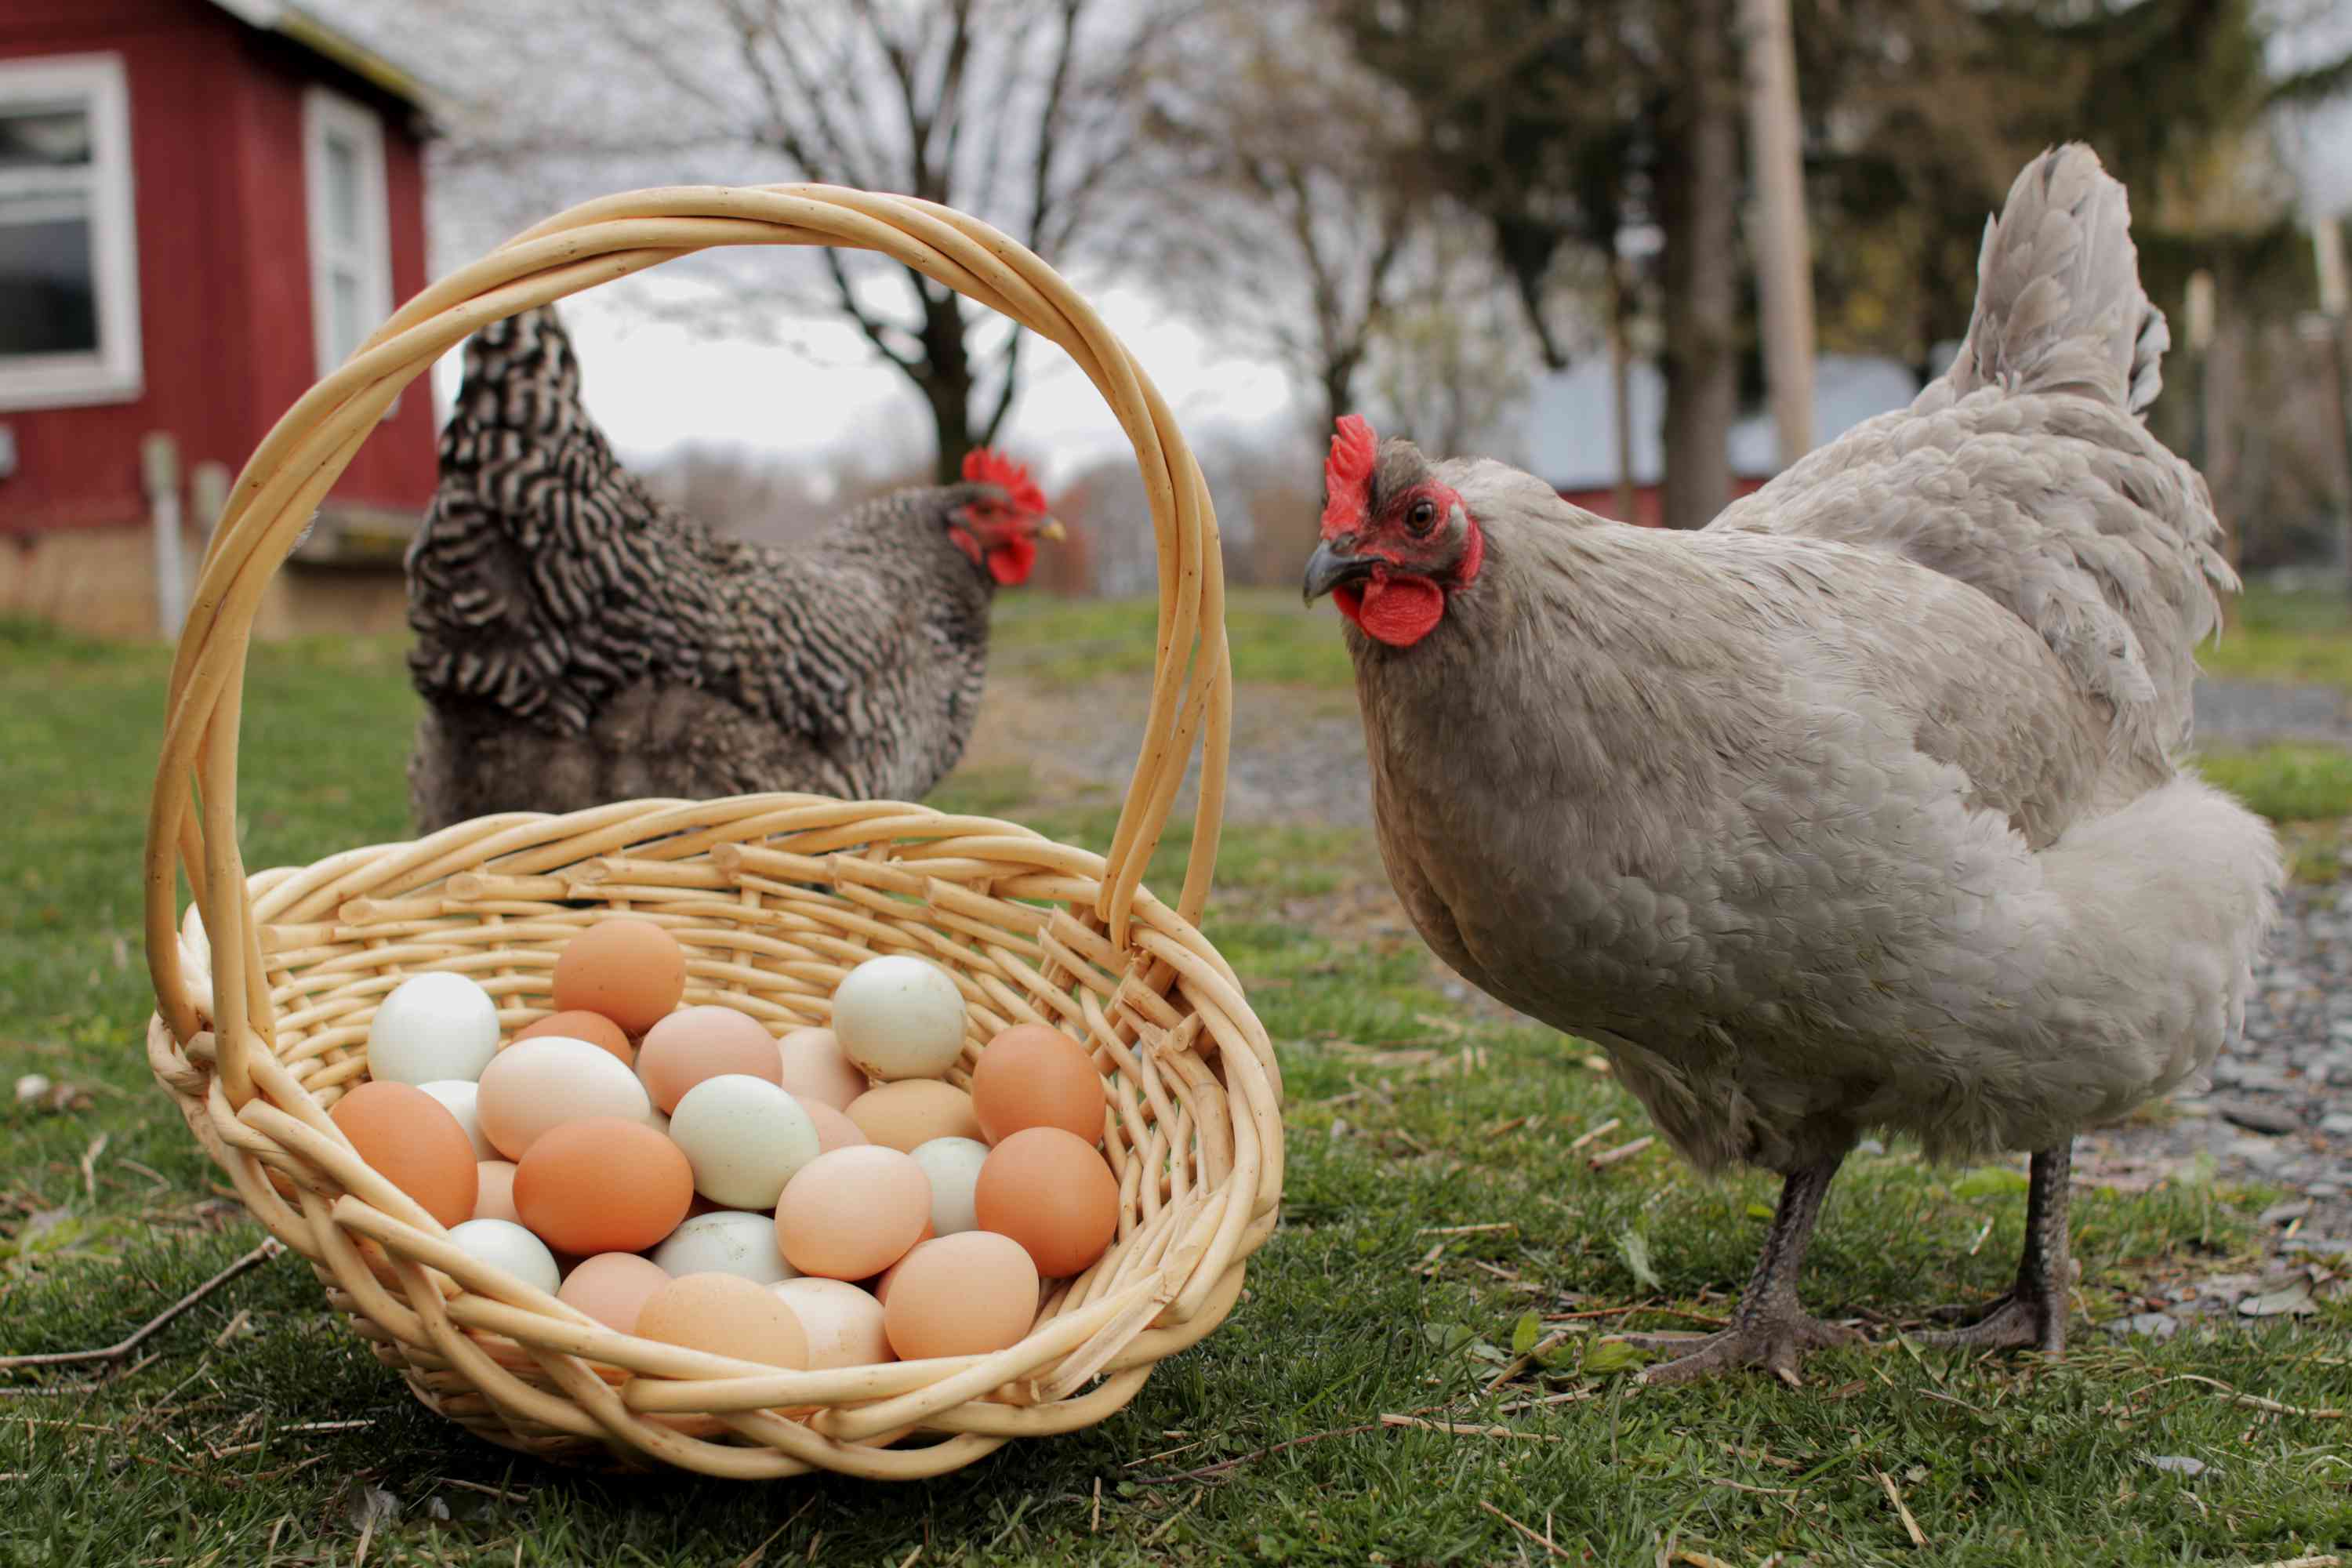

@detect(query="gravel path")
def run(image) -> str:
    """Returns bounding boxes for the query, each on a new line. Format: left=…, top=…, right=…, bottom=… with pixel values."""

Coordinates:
left=2193, top=677, right=2352, bottom=747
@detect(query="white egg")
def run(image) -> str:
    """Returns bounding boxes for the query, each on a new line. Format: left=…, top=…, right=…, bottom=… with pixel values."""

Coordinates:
left=366, top=971, right=500, bottom=1086
left=474, top=1037, right=655, bottom=1161
left=446, top=1218, right=561, bottom=1296
left=652, top=1210, right=799, bottom=1283
left=831, top=956, right=967, bottom=1080
left=416, top=1080, right=498, bottom=1161
left=772, top=1277, right=891, bottom=1367
left=667, top=1075, right=821, bottom=1208
left=909, top=1136, right=991, bottom=1236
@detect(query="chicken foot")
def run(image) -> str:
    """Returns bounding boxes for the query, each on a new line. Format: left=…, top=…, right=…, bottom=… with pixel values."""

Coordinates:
left=1915, top=1142, right=2074, bottom=1356
left=1617, top=1154, right=1863, bottom=1388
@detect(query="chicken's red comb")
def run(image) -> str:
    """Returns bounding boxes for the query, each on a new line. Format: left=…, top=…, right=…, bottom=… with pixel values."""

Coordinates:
left=1321, top=414, right=1377, bottom=539
left=963, top=448, right=1049, bottom=515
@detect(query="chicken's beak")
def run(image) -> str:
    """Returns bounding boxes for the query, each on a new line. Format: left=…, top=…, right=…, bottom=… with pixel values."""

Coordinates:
left=1302, top=539, right=1377, bottom=603
left=1033, top=516, right=1068, bottom=544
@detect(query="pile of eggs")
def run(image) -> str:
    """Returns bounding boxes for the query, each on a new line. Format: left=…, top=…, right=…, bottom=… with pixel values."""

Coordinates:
left=335, top=917, right=1120, bottom=1371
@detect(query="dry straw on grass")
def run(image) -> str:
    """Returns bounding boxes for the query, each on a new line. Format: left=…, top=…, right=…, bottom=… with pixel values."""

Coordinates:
left=140, top=184, right=1283, bottom=1479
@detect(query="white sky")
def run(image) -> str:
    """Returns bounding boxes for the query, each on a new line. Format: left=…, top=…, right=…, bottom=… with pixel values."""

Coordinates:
left=426, top=274, right=1298, bottom=484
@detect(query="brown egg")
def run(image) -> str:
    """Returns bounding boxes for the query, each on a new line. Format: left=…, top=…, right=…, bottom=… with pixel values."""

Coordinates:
left=845, top=1080, right=982, bottom=1153
left=775, top=1146, right=932, bottom=1279
left=971, top=1024, right=1106, bottom=1145
left=882, top=1232, right=1040, bottom=1360
left=552, top=919, right=686, bottom=1035
left=328, top=1080, right=480, bottom=1229
left=558, top=1252, right=673, bottom=1334
left=636, top=1272, right=809, bottom=1368
left=975, top=1127, right=1119, bottom=1278
left=514, top=1116, right=694, bottom=1255
left=513, top=1010, right=633, bottom=1066
left=776, top=1026, right=869, bottom=1110
left=803, top=1099, right=869, bottom=1154
left=474, top=1160, right=521, bottom=1223
left=637, top=1006, right=783, bottom=1114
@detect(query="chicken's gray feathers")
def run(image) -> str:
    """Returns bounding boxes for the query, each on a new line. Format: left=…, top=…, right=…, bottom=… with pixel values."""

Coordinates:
left=1711, top=143, right=2232, bottom=770
left=1940, top=144, right=2166, bottom=416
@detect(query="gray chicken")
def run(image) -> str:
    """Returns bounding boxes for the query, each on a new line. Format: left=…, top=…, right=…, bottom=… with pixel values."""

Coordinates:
left=405, top=304, right=1063, bottom=833
left=1303, top=145, right=2281, bottom=1384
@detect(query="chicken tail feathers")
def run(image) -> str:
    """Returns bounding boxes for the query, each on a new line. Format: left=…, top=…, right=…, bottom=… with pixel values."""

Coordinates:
left=1941, top=143, right=2166, bottom=420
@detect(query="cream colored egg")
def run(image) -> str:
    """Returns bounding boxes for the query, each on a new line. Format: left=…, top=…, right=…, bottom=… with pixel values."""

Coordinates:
left=771, top=1278, right=892, bottom=1368
left=474, top=1036, right=654, bottom=1160
left=909, top=1136, right=990, bottom=1236
left=831, top=956, right=967, bottom=1080
left=446, top=1218, right=561, bottom=1297
left=416, top=1080, right=498, bottom=1161
left=366, top=971, right=500, bottom=1086
left=651, top=1210, right=798, bottom=1284
left=667, top=1076, right=821, bottom=1208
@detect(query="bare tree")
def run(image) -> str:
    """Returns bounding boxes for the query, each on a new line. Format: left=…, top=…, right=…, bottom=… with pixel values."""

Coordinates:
left=412, top=0, right=1190, bottom=482
left=1142, top=0, right=1441, bottom=435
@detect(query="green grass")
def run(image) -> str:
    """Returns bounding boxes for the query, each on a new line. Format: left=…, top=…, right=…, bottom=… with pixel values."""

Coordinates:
left=2201, top=586, right=2352, bottom=694
left=3, top=610, right=2350, bottom=1566
left=992, top=588, right=1356, bottom=690
left=2200, top=745, right=2352, bottom=824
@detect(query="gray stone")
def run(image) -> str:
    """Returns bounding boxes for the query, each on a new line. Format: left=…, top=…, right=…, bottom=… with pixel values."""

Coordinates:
left=2107, top=1312, right=2179, bottom=1340
left=2321, top=1113, right=2352, bottom=1137
left=2221, top=1102, right=2303, bottom=1136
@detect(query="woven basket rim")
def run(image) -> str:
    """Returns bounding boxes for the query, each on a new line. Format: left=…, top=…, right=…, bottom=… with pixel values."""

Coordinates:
left=137, top=187, right=1277, bottom=1480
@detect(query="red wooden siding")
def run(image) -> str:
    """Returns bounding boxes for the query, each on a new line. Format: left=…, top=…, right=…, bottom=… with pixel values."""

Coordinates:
left=0, top=0, right=434, bottom=539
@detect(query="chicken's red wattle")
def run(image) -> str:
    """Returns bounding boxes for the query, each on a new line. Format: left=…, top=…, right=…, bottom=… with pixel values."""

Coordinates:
left=1335, top=571, right=1444, bottom=647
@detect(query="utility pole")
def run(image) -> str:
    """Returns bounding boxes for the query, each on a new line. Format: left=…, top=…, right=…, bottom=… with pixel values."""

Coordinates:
left=1740, top=0, right=1814, bottom=463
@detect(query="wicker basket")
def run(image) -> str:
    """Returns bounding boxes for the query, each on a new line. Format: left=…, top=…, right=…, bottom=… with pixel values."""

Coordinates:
left=140, top=184, right=1284, bottom=1479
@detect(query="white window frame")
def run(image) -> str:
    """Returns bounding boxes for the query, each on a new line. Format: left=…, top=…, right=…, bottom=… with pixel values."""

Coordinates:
left=301, top=83, right=392, bottom=381
left=0, top=53, right=143, bottom=412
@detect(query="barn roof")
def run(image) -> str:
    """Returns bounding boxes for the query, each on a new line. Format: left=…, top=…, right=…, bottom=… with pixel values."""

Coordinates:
left=1517, top=350, right=1946, bottom=492
left=205, top=0, right=453, bottom=122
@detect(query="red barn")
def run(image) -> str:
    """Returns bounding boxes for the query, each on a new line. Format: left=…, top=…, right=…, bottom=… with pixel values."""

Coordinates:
left=0, top=0, right=440, bottom=640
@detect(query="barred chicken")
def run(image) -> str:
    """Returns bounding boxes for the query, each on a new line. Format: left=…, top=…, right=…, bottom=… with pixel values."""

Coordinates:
left=405, top=304, right=1062, bottom=833
left=1305, top=145, right=2280, bottom=1384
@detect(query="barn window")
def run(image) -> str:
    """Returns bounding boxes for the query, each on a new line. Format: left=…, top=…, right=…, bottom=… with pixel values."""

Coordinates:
left=0, top=53, right=142, bottom=412
left=302, top=85, right=392, bottom=380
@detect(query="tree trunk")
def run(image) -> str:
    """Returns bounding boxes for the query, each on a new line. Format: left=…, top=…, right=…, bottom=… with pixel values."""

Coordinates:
left=1740, top=0, right=1813, bottom=463
left=1610, top=259, right=1636, bottom=522
left=919, top=285, right=978, bottom=484
left=1659, top=0, right=1740, bottom=532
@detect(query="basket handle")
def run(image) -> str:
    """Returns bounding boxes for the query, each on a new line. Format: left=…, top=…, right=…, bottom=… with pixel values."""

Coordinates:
left=143, top=184, right=1232, bottom=1105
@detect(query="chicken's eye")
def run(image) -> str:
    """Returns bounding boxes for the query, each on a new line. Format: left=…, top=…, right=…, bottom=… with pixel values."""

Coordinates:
left=1406, top=498, right=1438, bottom=533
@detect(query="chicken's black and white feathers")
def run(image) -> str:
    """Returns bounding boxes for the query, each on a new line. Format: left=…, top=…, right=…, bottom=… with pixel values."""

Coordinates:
left=405, top=304, right=1004, bottom=832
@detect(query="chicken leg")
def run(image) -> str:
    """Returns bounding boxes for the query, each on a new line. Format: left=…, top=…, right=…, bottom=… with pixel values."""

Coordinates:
left=1616, top=1154, right=1863, bottom=1387
left=1915, top=1142, right=2074, bottom=1356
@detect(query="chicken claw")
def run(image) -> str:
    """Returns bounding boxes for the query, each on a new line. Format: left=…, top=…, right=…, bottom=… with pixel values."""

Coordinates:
left=1615, top=1155, right=1866, bottom=1388
left=1623, top=1311, right=1865, bottom=1388
left=1914, top=1144, right=2075, bottom=1358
